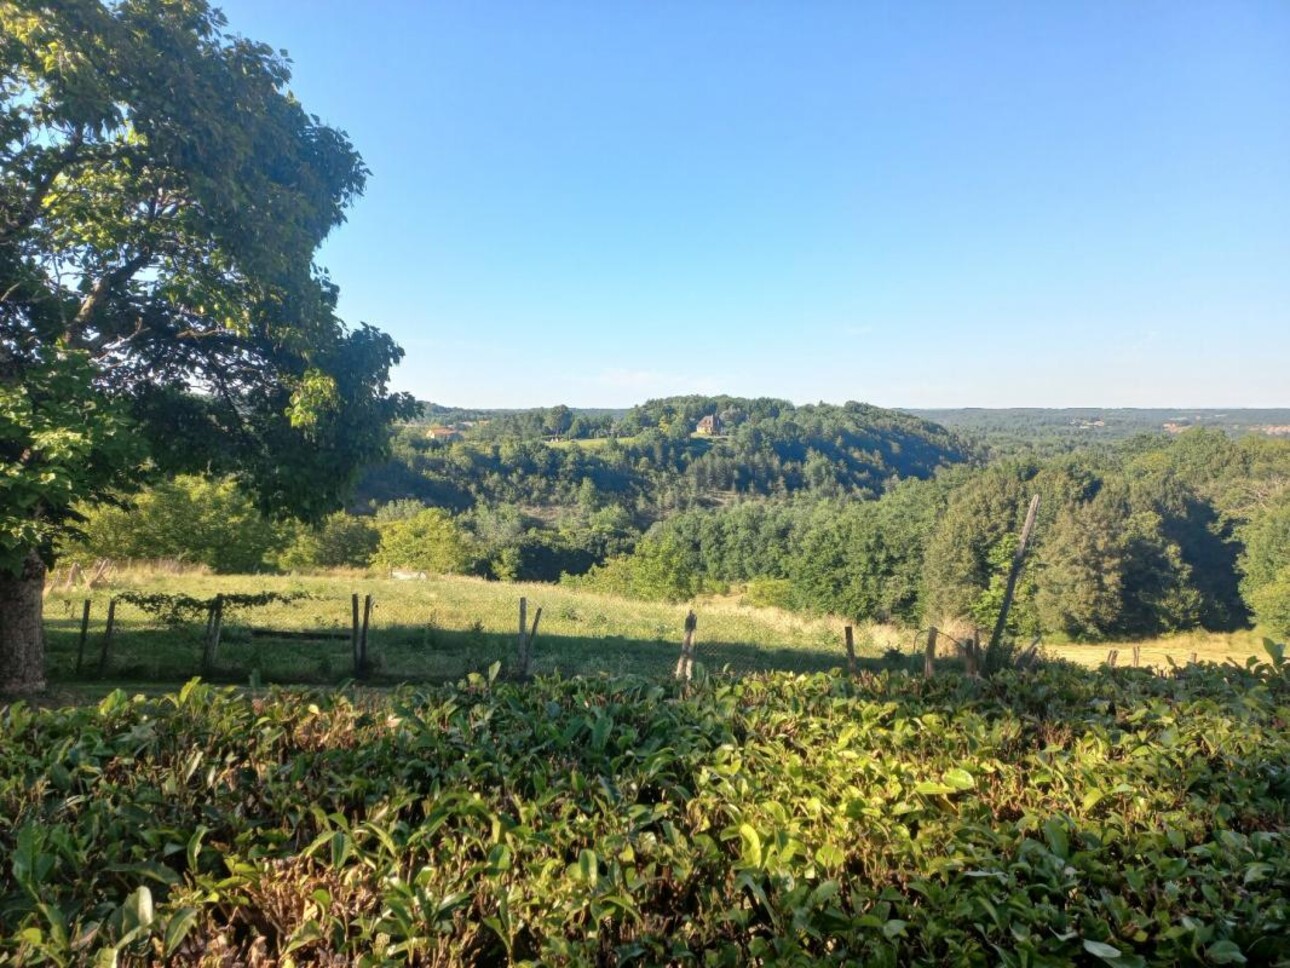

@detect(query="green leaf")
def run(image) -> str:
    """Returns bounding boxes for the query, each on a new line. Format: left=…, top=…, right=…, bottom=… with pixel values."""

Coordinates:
left=914, top=780, right=957, bottom=796
left=882, top=919, right=908, bottom=939
left=163, top=908, right=199, bottom=957
left=814, top=843, right=845, bottom=869
left=1261, top=638, right=1285, bottom=667
left=186, top=826, right=208, bottom=871
left=579, top=848, right=598, bottom=884
left=330, top=831, right=352, bottom=869
left=1206, top=940, right=1247, bottom=965
left=738, top=824, right=763, bottom=868
left=943, top=768, right=975, bottom=790
left=1083, top=939, right=1122, bottom=961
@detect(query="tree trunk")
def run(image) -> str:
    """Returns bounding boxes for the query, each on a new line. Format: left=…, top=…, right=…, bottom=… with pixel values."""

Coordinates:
left=0, top=550, right=47, bottom=693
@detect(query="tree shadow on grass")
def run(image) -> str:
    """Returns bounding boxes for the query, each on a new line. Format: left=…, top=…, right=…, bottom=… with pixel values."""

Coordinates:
left=42, top=616, right=896, bottom=687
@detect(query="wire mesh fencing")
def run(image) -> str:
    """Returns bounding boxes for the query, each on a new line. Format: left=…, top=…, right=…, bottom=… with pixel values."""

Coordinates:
left=40, top=581, right=872, bottom=687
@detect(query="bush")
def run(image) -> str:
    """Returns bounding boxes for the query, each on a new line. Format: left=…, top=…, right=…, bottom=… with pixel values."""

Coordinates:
left=1249, top=568, right=1290, bottom=638
left=278, top=512, right=380, bottom=570
left=374, top=508, right=473, bottom=575
left=68, top=476, right=283, bottom=573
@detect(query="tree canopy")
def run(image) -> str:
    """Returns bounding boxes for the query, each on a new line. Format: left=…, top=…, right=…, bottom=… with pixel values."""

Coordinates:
left=0, top=0, right=413, bottom=690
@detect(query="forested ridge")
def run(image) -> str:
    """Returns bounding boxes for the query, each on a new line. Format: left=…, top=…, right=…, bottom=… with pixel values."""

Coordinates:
left=64, top=398, right=1290, bottom=643
left=359, top=396, right=970, bottom=515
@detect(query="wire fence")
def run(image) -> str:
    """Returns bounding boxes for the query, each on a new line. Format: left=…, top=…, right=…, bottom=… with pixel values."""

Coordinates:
left=40, top=585, right=876, bottom=686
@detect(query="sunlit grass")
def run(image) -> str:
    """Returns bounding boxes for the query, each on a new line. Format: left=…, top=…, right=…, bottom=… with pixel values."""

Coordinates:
left=41, top=568, right=1277, bottom=688
left=41, top=571, right=862, bottom=686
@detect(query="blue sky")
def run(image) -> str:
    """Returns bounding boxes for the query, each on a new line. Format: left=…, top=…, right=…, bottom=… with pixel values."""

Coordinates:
left=217, top=1, right=1289, bottom=408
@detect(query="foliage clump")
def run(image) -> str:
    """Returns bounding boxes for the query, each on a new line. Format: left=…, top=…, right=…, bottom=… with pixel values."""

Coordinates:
left=2, top=655, right=1289, bottom=964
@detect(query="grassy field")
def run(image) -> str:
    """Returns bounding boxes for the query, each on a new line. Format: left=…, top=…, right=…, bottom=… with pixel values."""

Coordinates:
left=41, top=572, right=865, bottom=688
left=1045, top=629, right=1271, bottom=670
left=41, top=570, right=1275, bottom=693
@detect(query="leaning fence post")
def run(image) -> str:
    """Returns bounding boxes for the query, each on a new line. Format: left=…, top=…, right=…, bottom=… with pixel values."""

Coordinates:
left=75, top=599, right=91, bottom=676
left=520, top=606, right=542, bottom=679
left=516, top=597, right=528, bottom=675
left=1132, top=644, right=1141, bottom=668
left=351, top=593, right=361, bottom=677
left=201, top=595, right=224, bottom=677
left=844, top=625, right=856, bottom=677
left=924, top=627, right=938, bottom=679
left=675, top=610, right=697, bottom=682
left=97, top=598, right=116, bottom=678
left=988, top=494, right=1042, bottom=655
left=359, top=594, right=373, bottom=678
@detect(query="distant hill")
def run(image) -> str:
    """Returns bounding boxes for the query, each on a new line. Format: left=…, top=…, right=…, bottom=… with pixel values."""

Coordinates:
left=410, top=402, right=628, bottom=428
left=907, top=407, right=1290, bottom=451
left=364, top=395, right=973, bottom=520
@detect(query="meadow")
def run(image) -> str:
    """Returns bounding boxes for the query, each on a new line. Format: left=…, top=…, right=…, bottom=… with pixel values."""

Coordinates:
left=40, top=572, right=862, bottom=690
left=40, top=571, right=1268, bottom=696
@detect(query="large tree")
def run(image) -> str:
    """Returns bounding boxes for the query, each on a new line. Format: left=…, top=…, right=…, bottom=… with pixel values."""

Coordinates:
left=0, top=0, right=414, bottom=690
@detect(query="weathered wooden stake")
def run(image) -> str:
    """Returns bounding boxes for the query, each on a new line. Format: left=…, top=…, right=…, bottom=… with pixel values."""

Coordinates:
left=520, top=606, right=542, bottom=678
left=675, top=611, right=698, bottom=682
left=75, top=599, right=91, bottom=676
left=517, top=597, right=528, bottom=674
left=1107, top=649, right=1118, bottom=668
left=924, top=626, right=939, bottom=679
left=988, top=494, right=1042, bottom=654
left=844, top=626, right=856, bottom=677
left=201, top=596, right=224, bottom=676
left=962, top=634, right=979, bottom=677
left=97, top=598, right=117, bottom=678
left=1132, top=644, right=1141, bottom=668
left=351, top=593, right=361, bottom=676
left=1016, top=634, right=1041, bottom=670
left=359, top=594, right=373, bottom=677
left=1189, top=651, right=1198, bottom=666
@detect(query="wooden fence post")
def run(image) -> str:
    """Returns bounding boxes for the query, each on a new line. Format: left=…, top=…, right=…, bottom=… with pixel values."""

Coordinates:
left=924, top=627, right=938, bottom=679
left=201, top=596, right=224, bottom=676
left=97, top=598, right=116, bottom=678
left=359, top=594, right=373, bottom=678
left=351, top=593, right=360, bottom=677
left=988, top=494, right=1042, bottom=655
left=517, top=597, right=528, bottom=675
left=520, top=606, right=542, bottom=678
left=1132, top=644, right=1140, bottom=668
left=75, top=599, right=91, bottom=676
left=844, top=626, right=856, bottom=677
left=961, top=634, right=979, bottom=678
left=675, top=611, right=697, bottom=682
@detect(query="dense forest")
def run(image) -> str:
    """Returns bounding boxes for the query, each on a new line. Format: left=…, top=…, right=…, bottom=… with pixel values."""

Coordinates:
left=64, top=398, right=1290, bottom=643
left=359, top=396, right=969, bottom=516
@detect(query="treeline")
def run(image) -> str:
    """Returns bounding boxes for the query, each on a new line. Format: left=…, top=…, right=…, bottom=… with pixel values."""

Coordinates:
left=64, top=481, right=633, bottom=584
left=65, top=396, right=970, bottom=585
left=362, top=396, right=972, bottom=517
left=912, top=407, right=1290, bottom=457
left=63, top=401, right=1290, bottom=642
left=570, top=429, right=1290, bottom=640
